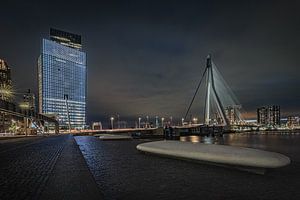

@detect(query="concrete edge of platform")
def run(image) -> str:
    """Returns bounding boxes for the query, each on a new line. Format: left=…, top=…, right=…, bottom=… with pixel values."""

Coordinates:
left=72, top=135, right=105, bottom=199
left=98, top=134, right=133, bottom=140
left=136, top=140, right=291, bottom=174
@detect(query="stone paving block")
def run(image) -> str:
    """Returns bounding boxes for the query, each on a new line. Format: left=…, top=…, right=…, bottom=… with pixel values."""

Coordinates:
left=0, top=134, right=102, bottom=200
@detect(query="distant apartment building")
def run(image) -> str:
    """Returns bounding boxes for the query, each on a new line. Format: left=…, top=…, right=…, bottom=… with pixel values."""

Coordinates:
left=257, top=105, right=280, bottom=127
left=0, top=59, right=13, bottom=102
left=287, top=116, right=300, bottom=129
left=19, top=89, right=36, bottom=116
left=38, top=28, right=87, bottom=129
left=225, top=105, right=242, bottom=125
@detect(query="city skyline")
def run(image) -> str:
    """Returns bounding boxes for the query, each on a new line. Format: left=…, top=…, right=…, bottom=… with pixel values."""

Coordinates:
left=1, top=0, right=299, bottom=123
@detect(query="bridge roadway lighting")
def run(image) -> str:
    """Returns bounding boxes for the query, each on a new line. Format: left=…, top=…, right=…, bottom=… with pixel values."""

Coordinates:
left=110, top=117, right=114, bottom=129
left=138, top=117, right=141, bottom=129
left=181, top=118, right=184, bottom=126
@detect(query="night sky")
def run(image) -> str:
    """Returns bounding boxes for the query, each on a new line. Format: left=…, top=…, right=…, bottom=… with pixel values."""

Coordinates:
left=1, top=0, right=299, bottom=125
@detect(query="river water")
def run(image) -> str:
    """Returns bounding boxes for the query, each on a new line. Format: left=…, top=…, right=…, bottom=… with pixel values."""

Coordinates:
left=75, top=133, right=300, bottom=200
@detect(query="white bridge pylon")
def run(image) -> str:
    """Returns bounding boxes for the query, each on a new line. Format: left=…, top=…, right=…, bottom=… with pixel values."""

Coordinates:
left=184, top=54, right=243, bottom=126
left=204, top=54, right=229, bottom=126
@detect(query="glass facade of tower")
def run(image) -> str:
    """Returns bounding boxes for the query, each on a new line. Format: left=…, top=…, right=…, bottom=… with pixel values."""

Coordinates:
left=38, top=31, right=86, bottom=129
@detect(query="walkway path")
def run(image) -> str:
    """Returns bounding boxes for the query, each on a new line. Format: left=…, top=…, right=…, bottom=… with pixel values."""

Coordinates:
left=0, top=134, right=103, bottom=200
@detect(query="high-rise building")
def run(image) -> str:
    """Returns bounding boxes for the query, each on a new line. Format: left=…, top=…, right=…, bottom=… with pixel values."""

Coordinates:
left=0, top=59, right=13, bottom=102
left=257, top=105, right=280, bottom=127
left=257, top=107, right=268, bottom=125
left=38, top=28, right=87, bottom=129
left=287, top=116, right=300, bottom=129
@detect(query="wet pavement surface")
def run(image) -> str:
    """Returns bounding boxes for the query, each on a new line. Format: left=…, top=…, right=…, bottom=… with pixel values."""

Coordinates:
left=75, top=134, right=300, bottom=200
left=0, top=135, right=65, bottom=200
left=0, top=134, right=103, bottom=200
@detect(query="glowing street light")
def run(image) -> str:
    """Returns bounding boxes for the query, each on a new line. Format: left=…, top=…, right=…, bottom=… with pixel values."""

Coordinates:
left=155, top=116, right=158, bottom=128
left=146, top=116, right=149, bottom=128
left=161, top=117, right=165, bottom=127
left=138, top=117, right=141, bottom=129
left=19, top=102, right=30, bottom=109
left=110, top=117, right=114, bottom=129
left=193, top=117, right=198, bottom=124
left=0, top=84, right=14, bottom=101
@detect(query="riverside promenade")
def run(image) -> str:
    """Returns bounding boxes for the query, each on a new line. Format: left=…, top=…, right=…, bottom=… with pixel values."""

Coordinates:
left=0, top=134, right=103, bottom=200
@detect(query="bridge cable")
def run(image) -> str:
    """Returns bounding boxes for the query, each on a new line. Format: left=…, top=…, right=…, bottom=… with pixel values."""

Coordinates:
left=183, top=67, right=208, bottom=121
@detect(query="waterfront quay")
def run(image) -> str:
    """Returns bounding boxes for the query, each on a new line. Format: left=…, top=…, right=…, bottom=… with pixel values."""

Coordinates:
left=1, top=133, right=299, bottom=200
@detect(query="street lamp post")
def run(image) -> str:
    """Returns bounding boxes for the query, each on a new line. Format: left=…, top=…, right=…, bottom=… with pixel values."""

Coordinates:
left=110, top=117, right=114, bottom=129
left=146, top=116, right=149, bottom=128
left=161, top=117, right=165, bottom=127
left=117, top=114, right=120, bottom=129
left=138, top=117, right=141, bottom=129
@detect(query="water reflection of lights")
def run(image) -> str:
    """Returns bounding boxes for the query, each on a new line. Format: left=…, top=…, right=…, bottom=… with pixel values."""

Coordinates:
left=179, top=133, right=298, bottom=152
left=203, top=136, right=213, bottom=144
left=179, top=136, right=225, bottom=144
left=180, top=136, right=200, bottom=143
left=190, top=136, right=200, bottom=143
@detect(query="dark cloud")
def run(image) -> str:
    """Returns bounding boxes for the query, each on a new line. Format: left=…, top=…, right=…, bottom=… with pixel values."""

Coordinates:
left=1, top=0, right=299, bottom=126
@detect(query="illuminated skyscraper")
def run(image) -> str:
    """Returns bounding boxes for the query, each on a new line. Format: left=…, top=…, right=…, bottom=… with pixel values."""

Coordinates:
left=0, top=59, right=13, bottom=102
left=38, top=28, right=86, bottom=129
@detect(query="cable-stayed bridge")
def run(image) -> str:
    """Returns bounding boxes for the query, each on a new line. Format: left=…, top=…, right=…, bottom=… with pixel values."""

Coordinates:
left=183, top=54, right=251, bottom=133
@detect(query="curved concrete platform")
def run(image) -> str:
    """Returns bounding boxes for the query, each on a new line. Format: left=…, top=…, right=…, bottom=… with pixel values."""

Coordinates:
left=99, top=134, right=132, bottom=140
left=136, top=141, right=290, bottom=169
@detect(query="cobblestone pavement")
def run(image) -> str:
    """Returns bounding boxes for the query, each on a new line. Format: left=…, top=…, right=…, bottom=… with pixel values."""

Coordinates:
left=0, top=136, right=46, bottom=153
left=40, top=135, right=103, bottom=200
left=75, top=135, right=300, bottom=200
left=0, top=134, right=102, bottom=200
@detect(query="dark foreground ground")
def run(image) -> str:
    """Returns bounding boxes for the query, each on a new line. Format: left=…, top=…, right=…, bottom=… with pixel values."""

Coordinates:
left=0, top=134, right=299, bottom=200
left=75, top=134, right=300, bottom=200
left=0, top=134, right=102, bottom=200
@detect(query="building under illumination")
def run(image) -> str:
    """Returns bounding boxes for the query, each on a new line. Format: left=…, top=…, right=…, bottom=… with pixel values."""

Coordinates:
left=287, top=116, right=300, bottom=129
left=257, top=105, right=280, bottom=127
left=38, top=28, right=86, bottom=129
left=225, top=105, right=242, bottom=125
left=0, top=59, right=13, bottom=102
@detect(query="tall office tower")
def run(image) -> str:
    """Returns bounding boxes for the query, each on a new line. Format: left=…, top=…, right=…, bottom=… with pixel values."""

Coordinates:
left=257, top=105, right=280, bottom=127
left=0, top=59, right=13, bottom=102
left=38, top=28, right=86, bottom=129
